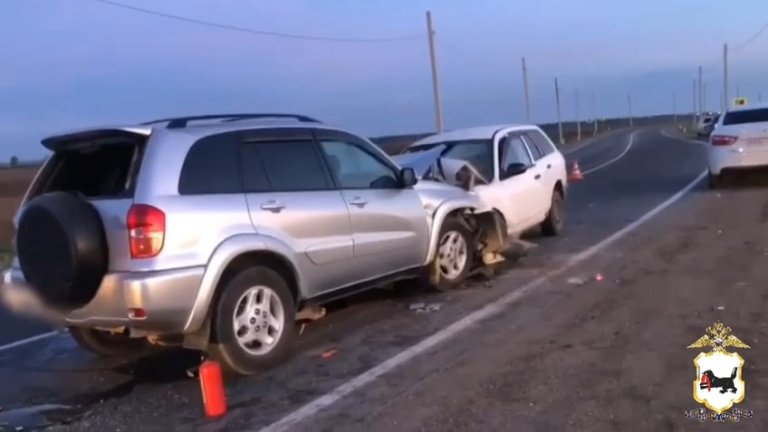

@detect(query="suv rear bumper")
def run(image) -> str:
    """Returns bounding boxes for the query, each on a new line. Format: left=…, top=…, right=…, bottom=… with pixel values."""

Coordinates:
left=1, top=266, right=205, bottom=334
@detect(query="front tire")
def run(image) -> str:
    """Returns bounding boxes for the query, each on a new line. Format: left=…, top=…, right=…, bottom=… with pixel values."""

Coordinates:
left=430, top=217, right=474, bottom=291
left=69, top=327, right=154, bottom=357
left=207, top=267, right=295, bottom=375
left=540, top=189, right=565, bottom=236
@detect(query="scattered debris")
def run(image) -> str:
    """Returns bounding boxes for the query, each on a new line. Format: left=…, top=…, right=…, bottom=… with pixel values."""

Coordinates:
left=296, top=305, right=326, bottom=321
left=717, top=229, right=723, bottom=235
left=299, top=323, right=307, bottom=335
left=420, top=304, right=441, bottom=313
left=320, top=348, right=338, bottom=359
left=186, top=367, right=198, bottom=379
left=567, top=277, right=586, bottom=285
left=594, top=273, right=604, bottom=282
left=716, top=305, right=726, bottom=311
left=411, top=303, right=442, bottom=313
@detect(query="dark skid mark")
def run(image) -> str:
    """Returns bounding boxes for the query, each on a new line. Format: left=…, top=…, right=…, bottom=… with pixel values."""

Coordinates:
left=70, top=348, right=203, bottom=407
left=0, top=349, right=204, bottom=431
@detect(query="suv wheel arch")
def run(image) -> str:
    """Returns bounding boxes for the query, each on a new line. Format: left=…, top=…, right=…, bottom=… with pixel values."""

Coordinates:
left=182, top=250, right=300, bottom=351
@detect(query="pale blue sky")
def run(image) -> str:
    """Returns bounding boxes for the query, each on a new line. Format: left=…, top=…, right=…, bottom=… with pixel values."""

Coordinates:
left=2, top=0, right=767, bottom=161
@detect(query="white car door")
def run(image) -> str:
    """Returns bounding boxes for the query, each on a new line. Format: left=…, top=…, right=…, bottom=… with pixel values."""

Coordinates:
left=491, top=132, right=547, bottom=235
left=522, top=129, right=564, bottom=220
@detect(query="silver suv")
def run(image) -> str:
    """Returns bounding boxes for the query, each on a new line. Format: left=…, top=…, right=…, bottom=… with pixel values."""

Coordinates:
left=1, top=114, right=506, bottom=374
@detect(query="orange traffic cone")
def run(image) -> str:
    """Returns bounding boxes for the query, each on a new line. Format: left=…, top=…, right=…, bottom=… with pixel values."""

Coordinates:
left=568, top=161, right=584, bottom=181
left=199, top=360, right=227, bottom=419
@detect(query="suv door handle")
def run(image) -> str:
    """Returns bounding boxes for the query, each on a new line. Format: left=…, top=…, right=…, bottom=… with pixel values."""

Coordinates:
left=534, top=174, right=542, bottom=180
left=260, top=201, right=285, bottom=213
left=348, top=197, right=368, bottom=208
left=547, top=163, right=552, bottom=169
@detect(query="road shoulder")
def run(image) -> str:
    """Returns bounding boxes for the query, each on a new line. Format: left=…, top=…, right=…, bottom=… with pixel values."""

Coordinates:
left=307, top=178, right=768, bottom=431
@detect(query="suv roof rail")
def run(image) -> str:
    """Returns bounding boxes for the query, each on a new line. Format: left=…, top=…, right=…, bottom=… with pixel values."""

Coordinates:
left=140, top=113, right=322, bottom=129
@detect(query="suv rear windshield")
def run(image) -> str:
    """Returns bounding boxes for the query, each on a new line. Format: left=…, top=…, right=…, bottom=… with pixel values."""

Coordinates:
left=722, top=108, right=768, bottom=126
left=31, top=138, right=145, bottom=199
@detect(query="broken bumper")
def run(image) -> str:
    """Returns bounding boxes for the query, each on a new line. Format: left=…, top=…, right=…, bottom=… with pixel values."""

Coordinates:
left=1, top=266, right=205, bottom=334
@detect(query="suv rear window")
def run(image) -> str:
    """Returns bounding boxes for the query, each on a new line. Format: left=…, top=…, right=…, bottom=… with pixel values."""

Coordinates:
left=722, top=108, right=768, bottom=126
left=33, top=140, right=145, bottom=199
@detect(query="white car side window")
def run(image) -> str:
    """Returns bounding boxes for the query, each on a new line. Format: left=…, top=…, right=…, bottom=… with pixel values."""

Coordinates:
left=502, top=135, right=533, bottom=168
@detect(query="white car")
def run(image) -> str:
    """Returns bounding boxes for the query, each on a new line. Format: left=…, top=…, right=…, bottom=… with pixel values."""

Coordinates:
left=397, top=124, right=568, bottom=239
left=708, top=103, right=768, bottom=188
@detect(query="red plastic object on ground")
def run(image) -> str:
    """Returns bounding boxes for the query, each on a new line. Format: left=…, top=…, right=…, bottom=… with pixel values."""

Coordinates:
left=199, top=360, right=227, bottom=419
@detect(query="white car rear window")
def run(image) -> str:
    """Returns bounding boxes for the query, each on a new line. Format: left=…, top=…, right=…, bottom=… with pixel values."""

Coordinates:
left=722, top=108, right=768, bottom=126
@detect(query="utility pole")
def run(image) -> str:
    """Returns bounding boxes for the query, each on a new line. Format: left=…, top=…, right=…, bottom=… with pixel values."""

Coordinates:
left=627, top=93, right=633, bottom=127
left=692, top=79, right=697, bottom=126
left=426, top=11, right=443, bottom=133
left=760, top=93, right=763, bottom=102
left=673, top=92, right=677, bottom=124
left=521, top=57, right=531, bottom=123
left=698, top=65, right=703, bottom=116
left=591, top=92, right=597, bottom=136
left=554, top=78, right=564, bottom=145
left=575, top=89, right=581, bottom=141
left=723, top=43, right=729, bottom=111
left=703, top=82, right=707, bottom=112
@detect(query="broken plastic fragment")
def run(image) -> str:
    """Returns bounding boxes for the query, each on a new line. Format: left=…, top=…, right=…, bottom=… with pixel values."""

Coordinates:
left=321, top=348, right=338, bottom=359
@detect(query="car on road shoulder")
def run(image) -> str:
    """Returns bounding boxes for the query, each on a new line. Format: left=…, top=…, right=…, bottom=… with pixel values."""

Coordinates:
left=696, top=112, right=719, bottom=138
left=0, top=114, right=507, bottom=375
left=708, top=103, right=768, bottom=188
left=398, top=124, right=568, bottom=240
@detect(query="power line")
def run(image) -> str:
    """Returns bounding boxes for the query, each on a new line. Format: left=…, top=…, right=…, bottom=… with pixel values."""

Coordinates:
left=732, top=20, right=768, bottom=50
left=88, top=0, right=423, bottom=43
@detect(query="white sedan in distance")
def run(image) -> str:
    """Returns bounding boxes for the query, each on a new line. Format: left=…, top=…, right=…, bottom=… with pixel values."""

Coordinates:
left=708, top=102, right=768, bottom=188
left=399, top=124, right=568, bottom=240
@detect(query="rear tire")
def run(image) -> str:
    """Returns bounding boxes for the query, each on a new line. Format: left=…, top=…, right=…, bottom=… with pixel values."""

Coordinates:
left=207, top=267, right=295, bottom=375
left=540, top=189, right=565, bottom=236
left=708, top=171, right=723, bottom=189
left=430, top=217, right=474, bottom=291
left=69, top=327, right=155, bottom=357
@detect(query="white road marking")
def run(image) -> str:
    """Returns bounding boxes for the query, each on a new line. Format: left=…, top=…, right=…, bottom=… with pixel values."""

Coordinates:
left=581, top=130, right=637, bottom=175
left=257, top=169, right=708, bottom=432
left=0, top=330, right=62, bottom=353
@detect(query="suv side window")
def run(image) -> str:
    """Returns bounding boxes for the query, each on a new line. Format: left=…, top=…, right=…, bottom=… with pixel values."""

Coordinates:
left=317, top=137, right=400, bottom=189
left=241, top=139, right=332, bottom=192
left=179, top=133, right=242, bottom=195
left=526, top=129, right=558, bottom=156
left=499, top=134, right=533, bottom=179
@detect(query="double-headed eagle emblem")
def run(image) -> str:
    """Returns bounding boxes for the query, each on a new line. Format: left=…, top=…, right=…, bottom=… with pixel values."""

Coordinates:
left=687, top=321, right=751, bottom=353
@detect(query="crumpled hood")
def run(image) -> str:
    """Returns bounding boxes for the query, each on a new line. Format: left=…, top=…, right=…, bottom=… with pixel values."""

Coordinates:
left=392, top=146, right=490, bottom=188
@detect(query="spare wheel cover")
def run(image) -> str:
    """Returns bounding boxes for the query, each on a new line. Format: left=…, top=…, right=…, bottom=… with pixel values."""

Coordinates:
left=16, top=191, right=109, bottom=310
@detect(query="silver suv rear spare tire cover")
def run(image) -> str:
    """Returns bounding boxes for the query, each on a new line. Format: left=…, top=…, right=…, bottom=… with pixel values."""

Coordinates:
left=16, top=191, right=109, bottom=310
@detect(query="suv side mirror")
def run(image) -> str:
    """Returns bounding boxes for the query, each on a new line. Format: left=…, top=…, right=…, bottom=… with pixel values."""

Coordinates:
left=504, top=162, right=528, bottom=178
left=400, top=167, right=417, bottom=187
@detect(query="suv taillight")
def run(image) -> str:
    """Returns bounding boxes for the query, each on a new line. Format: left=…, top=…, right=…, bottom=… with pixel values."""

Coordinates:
left=127, top=204, right=165, bottom=259
left=711, top=135, right=738, bottom=146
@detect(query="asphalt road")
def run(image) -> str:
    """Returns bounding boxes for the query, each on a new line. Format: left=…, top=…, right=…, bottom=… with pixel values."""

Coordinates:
left=0, top=126, right=741, bottom=431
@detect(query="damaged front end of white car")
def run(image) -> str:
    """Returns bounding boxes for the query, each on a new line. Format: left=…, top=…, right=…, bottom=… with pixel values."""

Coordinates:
left=393, top=147, right=510, bottom=279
